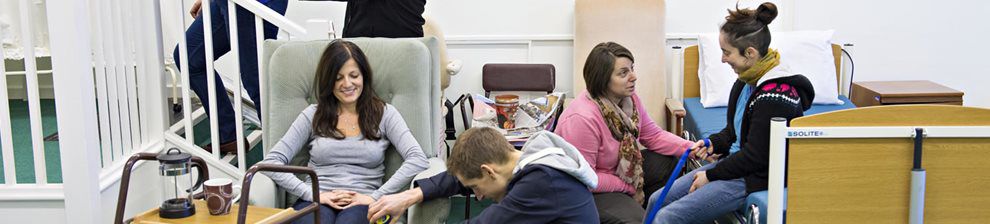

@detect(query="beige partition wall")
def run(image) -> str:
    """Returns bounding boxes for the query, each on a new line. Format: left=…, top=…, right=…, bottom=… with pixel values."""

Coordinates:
left=575, top=0, right=667, bottom=126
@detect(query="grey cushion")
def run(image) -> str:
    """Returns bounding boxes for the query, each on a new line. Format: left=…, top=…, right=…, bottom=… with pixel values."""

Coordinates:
left=262, top=38, right=448, bottom=223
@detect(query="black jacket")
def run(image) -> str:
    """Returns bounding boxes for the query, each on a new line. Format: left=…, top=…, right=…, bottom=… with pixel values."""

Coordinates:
left=330, top=0, right=426, bottom=38
left=705, top=74, right=815, bottom=193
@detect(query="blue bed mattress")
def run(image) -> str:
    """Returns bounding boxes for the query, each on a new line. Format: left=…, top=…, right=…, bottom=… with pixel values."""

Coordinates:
left=682, top=96, right=856, bottom=140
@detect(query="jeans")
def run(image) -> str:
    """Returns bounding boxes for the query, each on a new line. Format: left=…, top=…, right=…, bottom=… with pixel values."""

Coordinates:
left=172, top=0, right=288, bottom=143
left=594, top=151, right=679, bottom=223
left=641, top=150, right=678, bottom=208
left=645, top=161, right=746, bottom=224
left=291, top=200, right=369, bottom=224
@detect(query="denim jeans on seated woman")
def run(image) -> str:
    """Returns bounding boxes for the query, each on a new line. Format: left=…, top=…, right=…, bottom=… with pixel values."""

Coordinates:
left=291, top=200, right=369, bottom=224
left=645, top=161, right=747, bottom=224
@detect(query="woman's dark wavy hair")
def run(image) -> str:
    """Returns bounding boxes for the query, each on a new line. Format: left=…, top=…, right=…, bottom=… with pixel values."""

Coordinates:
left=720, top=2, right=778, bottom=57
left=311, top=40, right=385, bottom=140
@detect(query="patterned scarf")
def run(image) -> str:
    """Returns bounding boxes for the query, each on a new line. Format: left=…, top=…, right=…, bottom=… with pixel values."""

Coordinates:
left=738, top=48, right=780, bottom=85
left=591, top=94, right=645, bottom=203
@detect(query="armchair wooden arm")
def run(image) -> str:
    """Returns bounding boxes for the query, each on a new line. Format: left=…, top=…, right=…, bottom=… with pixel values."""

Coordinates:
left=665, top=98, right=686, bottom=138
left=240, top=164, right=321, bottom=224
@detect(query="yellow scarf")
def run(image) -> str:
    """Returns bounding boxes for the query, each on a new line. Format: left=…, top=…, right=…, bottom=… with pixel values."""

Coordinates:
left=738, top=48, right=780, bottom=85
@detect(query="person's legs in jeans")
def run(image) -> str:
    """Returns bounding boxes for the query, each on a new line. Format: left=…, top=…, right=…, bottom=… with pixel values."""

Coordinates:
left=291, top=200, right=337, bottom=224
left=641, top=151, right=678, bottom=208
left=229, top=0, right=289, bottom=120
left=647, top=162, right=717, bottom=212
left=171, top=0, right=289, bottom=145
left=593, top=192, right=645, bottom=224
left=335, top=205, right=370, bottom=224
left=172, top=0, right=237, bottom=144
left=645, top=161, right=747, bottom=224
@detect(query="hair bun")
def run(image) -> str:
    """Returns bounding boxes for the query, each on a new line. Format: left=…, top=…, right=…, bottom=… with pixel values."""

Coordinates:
left=756, top=2, right=778, bottom=25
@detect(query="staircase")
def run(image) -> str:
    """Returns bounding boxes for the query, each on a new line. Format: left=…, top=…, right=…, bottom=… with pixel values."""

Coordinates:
left=0, top=0, right=307, bottom=222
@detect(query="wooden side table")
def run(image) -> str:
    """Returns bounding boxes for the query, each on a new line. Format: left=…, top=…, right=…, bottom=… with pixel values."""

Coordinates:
left=851, top=80, right=963, bottom=107
left=128, top=200, right=298, bottom=224
left=115, top=155, right=322, bottom=224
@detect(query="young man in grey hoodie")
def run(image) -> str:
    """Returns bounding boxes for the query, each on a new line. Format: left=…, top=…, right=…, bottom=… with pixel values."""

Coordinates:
left=368, top=127, right=600, bottom=223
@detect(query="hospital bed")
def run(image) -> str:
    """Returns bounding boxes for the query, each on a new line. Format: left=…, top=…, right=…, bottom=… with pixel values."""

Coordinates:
left=665, top=43, right=855, bottom=141
left=765, top=105, right=990, bottom=223
left=664, top=43, right=856, bottom=223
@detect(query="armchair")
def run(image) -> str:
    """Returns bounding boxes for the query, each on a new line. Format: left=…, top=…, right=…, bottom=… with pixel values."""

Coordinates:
left=261, top=38, right=449, bottom=223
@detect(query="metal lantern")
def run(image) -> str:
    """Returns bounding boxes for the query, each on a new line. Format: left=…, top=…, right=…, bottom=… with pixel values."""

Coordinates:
left=156, top=148, right=205, bottom=219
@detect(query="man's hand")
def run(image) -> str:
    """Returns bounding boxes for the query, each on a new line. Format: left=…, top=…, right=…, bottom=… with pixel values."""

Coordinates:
left=190, top=0, right=203, bottom=18
left=689, top=171, right=710, bottom=193
left=368, top=188, right=424, bottom=224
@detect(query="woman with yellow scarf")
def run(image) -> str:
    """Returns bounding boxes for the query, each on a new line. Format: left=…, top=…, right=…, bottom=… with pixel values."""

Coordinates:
left=645, top=2, right=816, bottom=223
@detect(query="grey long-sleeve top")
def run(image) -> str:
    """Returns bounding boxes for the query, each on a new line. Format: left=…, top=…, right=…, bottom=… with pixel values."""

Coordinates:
left=259, top=104, right=429, bottom=201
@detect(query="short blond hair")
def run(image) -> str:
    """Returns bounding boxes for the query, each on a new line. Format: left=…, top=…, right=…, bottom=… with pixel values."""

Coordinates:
left=447, top=127, right=515, bottom=179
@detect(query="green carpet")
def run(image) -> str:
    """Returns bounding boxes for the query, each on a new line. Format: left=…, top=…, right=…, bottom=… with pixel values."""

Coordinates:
left=0, top=99, right=62, bottom=184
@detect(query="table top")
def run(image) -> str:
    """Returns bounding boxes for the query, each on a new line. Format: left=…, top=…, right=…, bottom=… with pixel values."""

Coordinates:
left=130, top=200, right=299, bottom=224
left=854, top=80, right=963, bottom=97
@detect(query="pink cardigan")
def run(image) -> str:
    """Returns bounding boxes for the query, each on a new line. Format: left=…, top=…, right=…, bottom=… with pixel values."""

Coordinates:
left=555, top=91, right=693, bottom=195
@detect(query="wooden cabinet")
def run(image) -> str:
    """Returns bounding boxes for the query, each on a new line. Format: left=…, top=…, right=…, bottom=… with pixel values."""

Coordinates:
left=851, top=80, right=963, bottom=107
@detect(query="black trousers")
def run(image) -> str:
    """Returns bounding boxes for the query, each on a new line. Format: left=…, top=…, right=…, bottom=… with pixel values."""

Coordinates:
left=594, top=151, right=679, bottom=224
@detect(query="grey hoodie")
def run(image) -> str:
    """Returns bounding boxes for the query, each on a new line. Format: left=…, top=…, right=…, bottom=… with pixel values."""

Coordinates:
left=514, top=131, right=599, bottom=189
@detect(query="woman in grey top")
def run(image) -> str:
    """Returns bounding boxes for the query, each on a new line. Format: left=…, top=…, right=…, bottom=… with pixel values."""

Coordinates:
left=259, top=40, right=429, bottom=224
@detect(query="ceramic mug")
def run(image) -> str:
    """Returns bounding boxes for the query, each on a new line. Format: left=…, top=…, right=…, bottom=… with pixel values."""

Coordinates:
left=203, top=178, right=241, bottom=216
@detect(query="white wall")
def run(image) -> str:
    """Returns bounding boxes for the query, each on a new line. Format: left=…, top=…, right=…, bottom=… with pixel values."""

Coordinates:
left=424, top=0, right=575, bottom=94
left=665, top=0, right=990, bottom=108
left=0, top=200, right=65, bottom=223
left=794, top=1, right=990, bottom=107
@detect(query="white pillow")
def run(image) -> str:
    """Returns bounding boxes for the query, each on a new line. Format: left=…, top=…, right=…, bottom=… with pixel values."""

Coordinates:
left=697, top=30, right=842, bottom=108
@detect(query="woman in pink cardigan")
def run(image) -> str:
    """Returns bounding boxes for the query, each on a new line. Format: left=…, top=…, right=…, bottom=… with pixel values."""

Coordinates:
left=556, top=42, right=700, bottom=224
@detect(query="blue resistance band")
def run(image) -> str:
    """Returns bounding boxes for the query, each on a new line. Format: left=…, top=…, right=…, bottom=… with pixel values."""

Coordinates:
left=644, top=139, right=710, bottom=224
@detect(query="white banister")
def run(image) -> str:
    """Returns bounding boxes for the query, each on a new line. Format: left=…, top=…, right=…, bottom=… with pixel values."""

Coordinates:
left=254, top=14, right=265, bottom=144
left=177, top=0, right=195, bottom=146
left=138, top=0, right=169, bottom=153
left=122, top=0, right=142, bottom=153
left=111, top=0, right=134, bottom=157
left=132, top=0, right=150, bottom=146
left=202, top=0, right=222, bottom=160
left=89, top=0, right=113, bottom=167
left=0, top=36, right=15, bottom=184
left=101, top=0, right=124, bottom=162
left=231, top=0, right=306, bottom=36
left=46, top=0, right=102, bottom=221
left=20, top=0, right=48, bottom=184
left=228, top=0, right=246, bottom=171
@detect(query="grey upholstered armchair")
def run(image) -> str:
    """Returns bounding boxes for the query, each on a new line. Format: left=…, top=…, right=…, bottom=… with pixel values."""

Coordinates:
left=261, top=37, right=449, bottom=223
